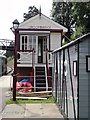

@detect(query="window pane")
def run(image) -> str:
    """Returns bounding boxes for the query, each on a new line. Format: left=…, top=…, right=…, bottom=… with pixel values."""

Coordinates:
left=22, top=45, right=24, bottom=50
left=25, top=36, right=27, bottom=43
left=29, top=45, right=32, bottom=50
left=29, top=35, right=32, bottom=44
left=22, top=36, right=24, bottom=44
left=25, top=45, right=27, bottom=50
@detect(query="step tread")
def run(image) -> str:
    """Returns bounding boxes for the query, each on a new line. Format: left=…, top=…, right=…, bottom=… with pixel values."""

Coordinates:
left=36, top=68, right=45, bottom=69
left=36, top=79, right=46, bottom=82
left=36, top=83, right=46, bottom=86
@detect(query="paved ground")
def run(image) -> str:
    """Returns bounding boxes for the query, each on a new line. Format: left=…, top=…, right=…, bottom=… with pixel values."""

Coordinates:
left=0, top=103, right=63, bottom=119
left=0, top=75, right=63, bottom=119
left=0, top=75, right=13, bottom=112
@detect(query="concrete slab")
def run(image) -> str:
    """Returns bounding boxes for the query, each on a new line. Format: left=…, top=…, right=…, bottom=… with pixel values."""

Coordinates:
left=1, top=103, right=64, bottom=119
left=25, top=103, right=63, bottom=118
left=25, top=104, right=42, bottom=118
left=40, top=103, right=63, bottom=118
left=1, top=104, right=25, bottom=118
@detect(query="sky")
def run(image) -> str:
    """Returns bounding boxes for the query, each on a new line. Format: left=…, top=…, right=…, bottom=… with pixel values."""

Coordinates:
left=0, top=0, right=52, bottom=40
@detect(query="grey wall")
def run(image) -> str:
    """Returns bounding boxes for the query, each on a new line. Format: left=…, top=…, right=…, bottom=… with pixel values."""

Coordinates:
left=79, top=38, right=89, bottom=118
left=88, top=37, right=90, bottom=118
left=65, top=45, right=77, bottom=118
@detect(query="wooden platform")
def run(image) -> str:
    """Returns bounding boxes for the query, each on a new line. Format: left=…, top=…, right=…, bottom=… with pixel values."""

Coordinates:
left=17, top=91, right=52, bottom=98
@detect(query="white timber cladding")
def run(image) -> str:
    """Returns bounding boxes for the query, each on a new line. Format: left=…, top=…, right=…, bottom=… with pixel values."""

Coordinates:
left=51, top=32, right=61, bottom=50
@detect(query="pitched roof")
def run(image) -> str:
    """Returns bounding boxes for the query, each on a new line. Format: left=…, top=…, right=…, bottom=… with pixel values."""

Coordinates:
left=19, top=13, right=67, bottom=33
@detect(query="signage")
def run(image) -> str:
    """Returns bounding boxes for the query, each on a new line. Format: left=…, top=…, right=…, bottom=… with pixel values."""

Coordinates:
left=29, top=26, right=51, bottom=29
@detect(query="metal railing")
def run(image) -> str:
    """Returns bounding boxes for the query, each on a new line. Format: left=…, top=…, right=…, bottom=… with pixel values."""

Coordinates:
left=45, top=65, right=48, bottom=91
left=46, top=49, right=52, bottom=89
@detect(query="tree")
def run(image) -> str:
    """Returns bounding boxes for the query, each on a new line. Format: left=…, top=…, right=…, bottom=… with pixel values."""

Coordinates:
left=23, top=6, right=39, bottom=21
left=71, top=2, right=90, bottom=39
left=51, top=2, right=73, bottom=40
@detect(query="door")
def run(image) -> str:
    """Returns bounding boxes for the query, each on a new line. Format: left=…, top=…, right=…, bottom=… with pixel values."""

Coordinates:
left=38, top=36, right=47, bottom=63
left=43, top=37, right=47, bottom=63
left=38, top=37, right=43, bottom=63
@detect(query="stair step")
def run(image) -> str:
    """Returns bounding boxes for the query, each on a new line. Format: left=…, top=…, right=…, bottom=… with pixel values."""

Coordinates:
left=36, top=71, right=45, bottom=75
left=36, top=76, right=46, bottom=79
left=36, top=87, right=46, bottom=91
left=36, top=82, right=46, bottom=85
left=36, top=83, right=46, bottom=87
left=36, top=79, right=46, bottom=83
left=35, top=66, right=46, bottom=92
left=36, top=67, right=45, bottom=71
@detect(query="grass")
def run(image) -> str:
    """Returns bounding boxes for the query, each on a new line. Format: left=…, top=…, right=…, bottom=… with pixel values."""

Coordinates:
left=6, top=96, right=55, bottom=104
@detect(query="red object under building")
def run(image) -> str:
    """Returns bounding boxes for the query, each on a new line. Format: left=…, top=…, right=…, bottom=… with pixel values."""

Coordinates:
left=16, top=82, right=33, bottom=92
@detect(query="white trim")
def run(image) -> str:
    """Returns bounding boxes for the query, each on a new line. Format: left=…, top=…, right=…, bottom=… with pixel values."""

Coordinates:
left=17, top=63, right=53, bottom=67
left=17, top=64, right=32, bottom=67
left=19, top=31, right=50, bottom=34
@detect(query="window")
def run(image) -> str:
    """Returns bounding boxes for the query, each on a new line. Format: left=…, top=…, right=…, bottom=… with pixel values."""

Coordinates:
left=21, top=36, right=27, bottom=50
left=73, top=61, right=77, bottom=76
left=29, top=35, right=36, bottom=51
left=21, top=35, right=36, bottom=51
left=86, top=56, right=90, bottom=72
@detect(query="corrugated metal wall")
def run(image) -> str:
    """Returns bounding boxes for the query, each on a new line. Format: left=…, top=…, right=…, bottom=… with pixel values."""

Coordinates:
left=52, top=33, right=90, bottom=119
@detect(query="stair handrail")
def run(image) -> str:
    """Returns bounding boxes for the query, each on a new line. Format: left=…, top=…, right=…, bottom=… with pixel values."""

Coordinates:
left=45, top=65, right=48, bottom=91
left=46, top=48, right=51, bottom=88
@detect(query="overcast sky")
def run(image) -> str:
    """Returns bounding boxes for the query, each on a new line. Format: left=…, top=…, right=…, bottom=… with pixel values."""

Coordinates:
left=0, top=0, right=52, bottom=40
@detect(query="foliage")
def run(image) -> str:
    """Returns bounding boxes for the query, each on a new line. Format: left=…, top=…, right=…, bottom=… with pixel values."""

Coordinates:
left=51, top=2, right=90, bottom=40
left=23, top=6, right=39, bottom=21
left=51, top=2, right=73, bottom=39
left=71, top=26, right=85, bottom=40
left=6, top=96, right=55, bottom=104
left=71, top=2, right=90, bottom=39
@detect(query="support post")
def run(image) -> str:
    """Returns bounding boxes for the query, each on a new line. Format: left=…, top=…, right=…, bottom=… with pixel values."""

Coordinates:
left=13, top=29, right=18, bottom=101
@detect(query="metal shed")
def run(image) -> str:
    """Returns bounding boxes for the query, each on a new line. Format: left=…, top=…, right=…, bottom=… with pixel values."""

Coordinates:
left=52, top=33, right=90, bottom=119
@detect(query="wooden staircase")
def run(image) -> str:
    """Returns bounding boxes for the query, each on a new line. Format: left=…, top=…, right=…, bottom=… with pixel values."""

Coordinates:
left=35, top=66, right=47, bottom=91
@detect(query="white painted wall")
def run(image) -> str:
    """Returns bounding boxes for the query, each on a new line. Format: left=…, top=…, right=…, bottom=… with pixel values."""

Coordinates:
left=51, top=32, right=61, bottom=50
